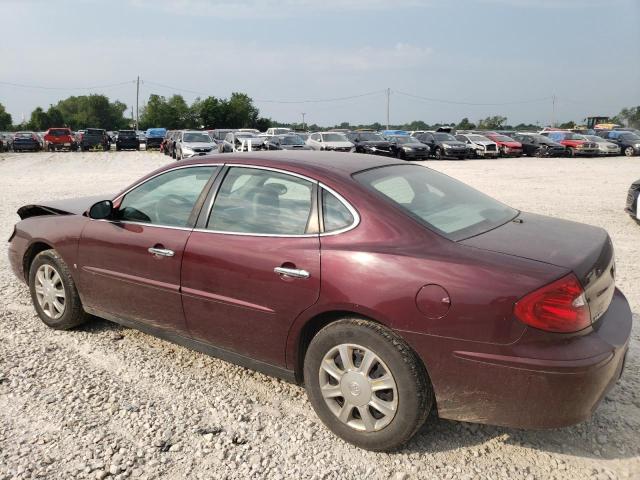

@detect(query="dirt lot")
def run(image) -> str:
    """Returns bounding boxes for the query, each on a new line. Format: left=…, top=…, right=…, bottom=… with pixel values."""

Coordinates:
left=0, top=151, right=639, bottom=480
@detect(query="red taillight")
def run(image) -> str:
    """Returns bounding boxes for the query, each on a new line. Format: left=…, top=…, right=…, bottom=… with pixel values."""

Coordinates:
left=514, top=273, right=591, bottom=333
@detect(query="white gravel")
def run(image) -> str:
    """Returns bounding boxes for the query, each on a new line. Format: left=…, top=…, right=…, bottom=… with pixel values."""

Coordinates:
left=0, top=150, right=639, bottom=480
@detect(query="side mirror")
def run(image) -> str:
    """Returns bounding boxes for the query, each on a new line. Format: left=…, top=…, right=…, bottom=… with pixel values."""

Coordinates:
left=89, top=200, right=114, bottom=220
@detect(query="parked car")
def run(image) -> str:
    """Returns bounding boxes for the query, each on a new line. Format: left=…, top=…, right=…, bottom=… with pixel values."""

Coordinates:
left=382, top=130, right=409, bottom=136
left=8, top=152, right=630, bottom=452
left=583, top=135, right=621, bottom=156
left=265, top=127, right=293, bottom=136
left=137, top=131, right=147, bottom=147
left=264, top=134, right=311, bottom=150
left=43, top=128, right=78, bottom=152
left=163, top=130, right=181, bottom=157
left=306, top=132, right=355, bottom=152
left=482, top=133, right=523, bottom=157
left=12, top=132, right=41, bottom=152
left=145, top=128, right=167, bottom=149
left=597, top=130, right=640, bottom=157
left=540, top=131, right=599, bottom=157
left=116, top=130, right=141, bottom=151
left=1, top=132, right=14, bottom=152
left=387, top=135, right=430, bottom=160
left=208, top=129, right=235, bottom=145
left=80, top=128, right=110, bottom=151
left=454, top=134, right=499, bottom=158
left=511, top=133, right=567, bottom=157
left=294, top=131, right=310, bottom=142
left=412, top=131, right=469, bottom=159
left=347, top=131, right=393, bottom=156
left=175, top=130, right=216, bottom=160
left=625, top=179, right=639, bottom=223
left=219, top=131, right=268, bottom=153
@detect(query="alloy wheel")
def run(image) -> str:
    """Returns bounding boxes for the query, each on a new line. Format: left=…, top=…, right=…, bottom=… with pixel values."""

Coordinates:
left=34, top=264, right=66, bottom=320
left=625, top=147, right=634, bottom=157
left=319, top=343, right=398, bottom=432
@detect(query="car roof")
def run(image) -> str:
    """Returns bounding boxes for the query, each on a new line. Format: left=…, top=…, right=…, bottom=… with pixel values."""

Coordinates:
left=175, top=151, right=401, bottom=179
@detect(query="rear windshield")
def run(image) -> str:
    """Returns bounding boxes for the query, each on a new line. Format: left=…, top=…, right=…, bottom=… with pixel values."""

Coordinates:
left=354, top=165, right=518, bottom=241
left=87, top=129, right=105, bottom=135
left=49, top=129, right=70, bottom=136
left=119, top=130, right=136, bottom=137
left=183, top=132, right=212, bottom=142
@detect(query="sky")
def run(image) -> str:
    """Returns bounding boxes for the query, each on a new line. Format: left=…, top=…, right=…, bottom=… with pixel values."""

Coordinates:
left=1, top=0, right=639, bottom=127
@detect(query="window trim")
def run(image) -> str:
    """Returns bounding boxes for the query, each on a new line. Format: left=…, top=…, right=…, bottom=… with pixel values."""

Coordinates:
left=318, top=184, right=360, bottom=236
left=103, top=163, right=222, bottom=230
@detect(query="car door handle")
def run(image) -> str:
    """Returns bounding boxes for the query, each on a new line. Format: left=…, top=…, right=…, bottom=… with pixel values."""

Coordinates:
left=274, top=267, right=310, bottom=279
left=148, top=247, right=175, bottom=257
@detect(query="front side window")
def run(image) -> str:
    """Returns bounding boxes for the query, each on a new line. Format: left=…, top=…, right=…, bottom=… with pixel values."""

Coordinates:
left=208, top=167, right=314, bottom=235
left=118, top=166, right=217, bottom=227
left=322, top=189, right=354, bottom=233
left=354, top=165, right=517, bottom=241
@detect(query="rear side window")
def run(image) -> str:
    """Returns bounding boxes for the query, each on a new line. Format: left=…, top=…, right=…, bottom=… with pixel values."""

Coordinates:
left=208, top=167, right=314, bottom=235
left=322, top=189, right=354, bottom=233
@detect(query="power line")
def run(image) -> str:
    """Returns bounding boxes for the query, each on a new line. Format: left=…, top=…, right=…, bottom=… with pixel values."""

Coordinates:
left=254, top=90, right=387, bottom=104
left=393, top=90, right=554, bottom=106
left=0, top=80, right=136, bottom=91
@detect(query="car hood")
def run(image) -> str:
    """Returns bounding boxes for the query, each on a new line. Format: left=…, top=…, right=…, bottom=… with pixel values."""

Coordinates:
left=323, top=141, right=354, bottom=148
left=358, top=141, right=391, bottom=148
left=183, top=142, right=215, bottom=148
left=17, top=195, right=110, bottom=219
left=539, top=140, right=565, bottom=148
left=441, top=141, right=467, bottom=147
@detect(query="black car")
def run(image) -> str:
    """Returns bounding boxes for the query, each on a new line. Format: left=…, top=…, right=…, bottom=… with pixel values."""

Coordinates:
left=387, top=135, right=430, bottom=160
left=116, top=130, right=141, bottom=151
left=625, top=179, right=640, bottom=223
left=597, top=131, right=640, bottom=157
left=346, top=131, right=392, bottom=156
left=512, top=133, right=566, bottom=157
left=264, top=134, right=311, bottom=150
left=80, top=128, right=110, bottom=151
left=413, top=131, right=469, bottom=159
left=12, top=132, right=41, bottom=152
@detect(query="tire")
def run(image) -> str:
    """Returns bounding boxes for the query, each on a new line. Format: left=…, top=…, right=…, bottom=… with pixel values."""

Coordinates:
left=172, top=148, right=176, bottom=159
left=434, top=148, right=442, bottom=160
left=28, top=249, right=89, bottom=330
left=566, top=147, right=575, bottom=157
left=624, top=146, right=635, bottom=157
left=395, top=149, right=404, bottom=160
left=304, top=318, right=432, bottom=451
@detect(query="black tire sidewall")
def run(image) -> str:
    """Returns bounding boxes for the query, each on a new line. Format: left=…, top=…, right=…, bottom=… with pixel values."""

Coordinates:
left=28, top=250, right=86, bottom=330
left=304, top=320, right=431, bottom=451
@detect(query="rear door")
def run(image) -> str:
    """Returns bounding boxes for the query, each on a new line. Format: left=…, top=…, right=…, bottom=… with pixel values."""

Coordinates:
left=78, top=165, right=219, bottom=333
left=181, top=165, right=321, bottom=366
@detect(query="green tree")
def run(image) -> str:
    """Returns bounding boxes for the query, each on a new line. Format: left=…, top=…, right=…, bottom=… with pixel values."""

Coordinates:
left=477, top=115, right=507, bottom=130
left=558, top=120, right=576, bottom=129
left=29, top=107, right=50, bottom=130
left=618, top=106, right=640, bottom=129
left=54, top=95, right=128, bottom=130
left=224, top=92, right=259, bottom=128
left=140, top=94, right=192, bottom=129
left=47, top=107, right=65, bottom=127
left=456, top=117, right=476, bottom=130
left=0, top=103, right=12, bottom=130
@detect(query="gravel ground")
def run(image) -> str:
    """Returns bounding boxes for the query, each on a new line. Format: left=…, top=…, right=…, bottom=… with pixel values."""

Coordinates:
left=0, top=151, right=639, bottom=480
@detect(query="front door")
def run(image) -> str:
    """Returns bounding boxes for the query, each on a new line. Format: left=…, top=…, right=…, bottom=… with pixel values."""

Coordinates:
left=78, top=165, right=218, bottom=333
left=181, top=166, right=321, bottom=366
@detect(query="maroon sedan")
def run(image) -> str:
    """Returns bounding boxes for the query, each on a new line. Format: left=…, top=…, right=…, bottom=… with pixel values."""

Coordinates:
left=8, top=152, right=631, bottom=451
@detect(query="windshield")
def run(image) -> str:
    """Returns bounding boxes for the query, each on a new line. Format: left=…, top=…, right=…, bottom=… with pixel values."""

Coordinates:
left=87, top=129, right=104, bottom=135
left=15, top=132, right=33, bottom=138
left=323, top=133, right=348, bottom=142
left=279, top=135, right=305, bottom=145
left=358, top=132, right=384, bottom=141
left=586, top=135, right=605, bottom=142
left=183, top=132, right=212, bottom=143
left=273, top=128, right=291, bottom=135
left=621, top=133, right=640, bottom=141
left=354, top=165, right=518, bottom=241
left=119, top=130, right=136, bottom=137
left=393, top=136, right=416, bottom=144
left=467, top=135, right=489, bottom=142
left=434, top=133, right=456, bottom=141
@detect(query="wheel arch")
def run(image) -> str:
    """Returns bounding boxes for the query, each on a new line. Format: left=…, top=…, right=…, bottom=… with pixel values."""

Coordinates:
left=23, top=241, right=54, bottom=280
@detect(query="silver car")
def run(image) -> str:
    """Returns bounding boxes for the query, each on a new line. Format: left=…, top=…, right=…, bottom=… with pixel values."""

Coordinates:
left=584, top=135, right=621, bottom=156
left=306, top=132, right=355, bottom=152
left=455, top=134, right=499, bottom=158
left=175, top=130, right=216, bottom=160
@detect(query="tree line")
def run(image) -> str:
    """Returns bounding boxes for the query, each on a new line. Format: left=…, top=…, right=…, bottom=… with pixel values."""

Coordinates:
left=0, top=96, right=638, bottom=133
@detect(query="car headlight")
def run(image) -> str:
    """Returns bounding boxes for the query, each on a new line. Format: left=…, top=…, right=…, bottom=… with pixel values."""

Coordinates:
left=183, top=146, right=194, bottom=153
left=443, top=144, right=451, bottom=149
left=403, top=147, right=414, bottom=152
left=635, top=144, right=640, bottom=149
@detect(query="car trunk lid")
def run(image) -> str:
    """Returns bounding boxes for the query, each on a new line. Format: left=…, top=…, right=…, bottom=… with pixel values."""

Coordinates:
left=460, top=212, right=616, bottom=324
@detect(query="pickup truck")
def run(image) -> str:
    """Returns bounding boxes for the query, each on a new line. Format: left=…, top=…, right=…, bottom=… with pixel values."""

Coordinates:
left=43, top=128, right=78, bottom=151
left=80, top=128, right=110, bottom=151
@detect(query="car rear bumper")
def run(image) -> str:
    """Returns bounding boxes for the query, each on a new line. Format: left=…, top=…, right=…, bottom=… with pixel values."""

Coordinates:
left=402, top=287, right=632, bottom=429
left=146, top=138, right=163, bottom=147
left=116, top=140, right=140, bottom=149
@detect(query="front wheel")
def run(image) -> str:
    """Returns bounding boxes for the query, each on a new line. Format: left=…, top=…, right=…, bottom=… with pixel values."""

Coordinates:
left=624, top=146, right=635, bottom=157
left=434, top=148, right=442, bottom=160
left=566, top=147, right=575, bottom=157
left=304, top=319, right=432, bottom=451
left=28, top=250, right=89, bottom=330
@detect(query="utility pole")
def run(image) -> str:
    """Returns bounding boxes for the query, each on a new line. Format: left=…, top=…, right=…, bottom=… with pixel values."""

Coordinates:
left=386, top=88, right=390, bottom=130
left=135, top=76, right=140, bottom=130
left=551, top=94, right=556, bottom=127
left=301, top=112, right=306, bottom=130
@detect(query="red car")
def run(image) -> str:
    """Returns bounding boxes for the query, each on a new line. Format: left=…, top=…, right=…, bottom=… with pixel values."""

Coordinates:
left=484, top=133, right=523, bottom=157
left=43, top=127, right=78, bottom=152
left=541, top=131, right=600, bottom=157
left=8, top=152, right=631, bottom=451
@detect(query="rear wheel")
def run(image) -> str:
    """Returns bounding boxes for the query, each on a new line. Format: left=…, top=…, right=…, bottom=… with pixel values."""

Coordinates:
left=566, top=147, right=575, bottom=157
left=28, top=250, right=89, bottom=330
left=304, top=318, right=432, bottom=451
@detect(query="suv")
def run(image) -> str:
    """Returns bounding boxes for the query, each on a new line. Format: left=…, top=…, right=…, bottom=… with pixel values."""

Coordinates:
left=116, top=130, right=141, bottom=151
left=43, top=128, right=77, bottom=151
left=175, top=130, right=216, bottom=160
left=540, top=131, right=599, bottom=157
left=306, top=132, right=355, bottom=152
left=413, top=131, right=469, bottom=159
left=80, top=128, right=110, bottom=151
